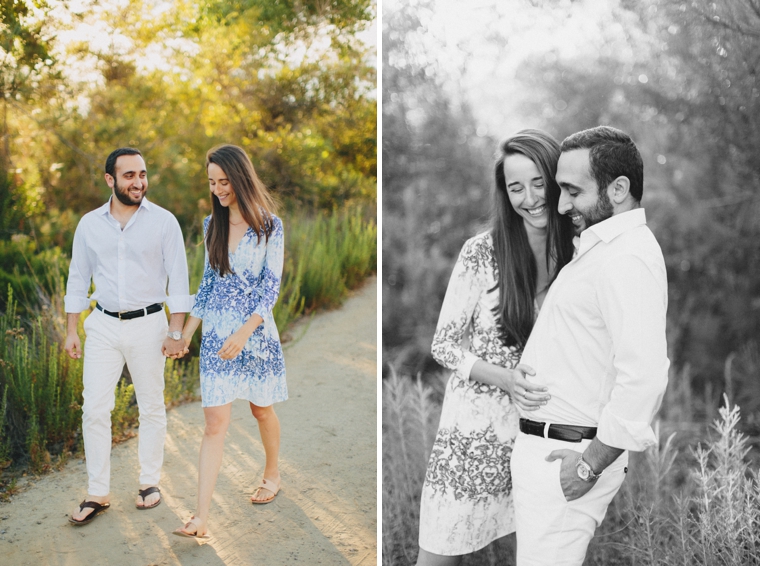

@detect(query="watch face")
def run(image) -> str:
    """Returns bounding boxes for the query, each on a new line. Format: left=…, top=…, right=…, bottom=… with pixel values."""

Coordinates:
left=577, top=464, right=587, bottom=480
left=577, top=461, right=591, bottom=481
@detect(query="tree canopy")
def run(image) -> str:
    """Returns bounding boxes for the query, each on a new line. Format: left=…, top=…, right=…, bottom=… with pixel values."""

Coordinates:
left=1, top=0, right=376, bottom=246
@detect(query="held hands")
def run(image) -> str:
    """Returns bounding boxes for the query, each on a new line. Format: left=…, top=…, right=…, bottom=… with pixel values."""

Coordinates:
left=218, top=327, right=253, bottom=360
left=501, top=363, right=550, bottom=412
left=65, top=333, right=82, bottom=360
left=162, top=336, right=188, bottom=359
left=545, top=449, right=596, bottom=501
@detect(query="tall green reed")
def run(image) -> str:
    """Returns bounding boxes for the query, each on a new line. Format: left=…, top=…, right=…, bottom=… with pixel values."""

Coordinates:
left=281, top=206, right=376, bottom=315
left=0, top=203, right=375, bottom=475
left=0, top=286, right=201, bottom=472
left=0, top=287, right=83, bottom=473
left=187, top=206, right=377, bottom=333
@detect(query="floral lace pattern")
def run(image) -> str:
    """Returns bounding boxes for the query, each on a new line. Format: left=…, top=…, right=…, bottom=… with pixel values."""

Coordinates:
left=191, top=215, right=287, bottom=408
left=425, top=425, right=513, bottom=502
left=419, top=232, right=521, bottom=554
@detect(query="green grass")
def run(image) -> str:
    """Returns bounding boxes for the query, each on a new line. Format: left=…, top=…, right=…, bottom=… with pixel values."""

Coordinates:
left=186, top=206, right=377, bottom=332
left=0, top=288, right=83, bottom=473
left=0, top=204, right=376, bottom=478
left=284, top=206, right=377, bottom=313
left=0, top=288, right=202, bottom=474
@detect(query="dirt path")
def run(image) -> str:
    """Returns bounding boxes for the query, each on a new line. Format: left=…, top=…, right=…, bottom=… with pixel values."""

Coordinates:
left=1, top=277, right=377, bottom=565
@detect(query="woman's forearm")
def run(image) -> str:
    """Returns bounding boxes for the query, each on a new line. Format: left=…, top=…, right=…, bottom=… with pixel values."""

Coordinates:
left=470, top=360, right=508, bottom=388
left=182, top=315, right=202, bottom=342
left=239, top=313, right=264, bottom=337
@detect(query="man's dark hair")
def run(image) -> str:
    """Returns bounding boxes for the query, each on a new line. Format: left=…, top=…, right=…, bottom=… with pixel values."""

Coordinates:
left=560, top=126, right=643, bottom=202
left=105, top=148, right=142, bottom=178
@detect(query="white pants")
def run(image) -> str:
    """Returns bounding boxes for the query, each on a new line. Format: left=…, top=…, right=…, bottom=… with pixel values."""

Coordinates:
left=81, top=308, right=168, bottom=496
left=511, top=431, right=628, bottom=566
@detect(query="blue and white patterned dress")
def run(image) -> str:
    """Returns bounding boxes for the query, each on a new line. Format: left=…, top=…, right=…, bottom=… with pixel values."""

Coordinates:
left=190, top=214, right=287, bottom=408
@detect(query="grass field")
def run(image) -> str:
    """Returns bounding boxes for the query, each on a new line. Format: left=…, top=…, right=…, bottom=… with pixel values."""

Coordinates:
left=382, top=369, right=760, bottom=566
left=0, top=205, right=376, bottom=484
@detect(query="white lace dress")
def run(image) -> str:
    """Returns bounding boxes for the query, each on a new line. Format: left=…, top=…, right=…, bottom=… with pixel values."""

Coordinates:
left=419, top=232, right=521, bottom=555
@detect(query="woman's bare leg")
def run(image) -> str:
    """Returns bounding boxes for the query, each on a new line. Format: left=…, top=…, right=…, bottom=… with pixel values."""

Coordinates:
left=249, top=403, right=281, bottom=501
left=178, top=403, right=232, bottom=535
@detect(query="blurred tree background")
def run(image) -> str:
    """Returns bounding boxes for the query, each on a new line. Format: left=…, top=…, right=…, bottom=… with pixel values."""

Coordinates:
left=1, top=0, right=376, bottom=243
left=383, top=0, right=760, bottom=562
left=383, top=0, right=760, bottom=425
left=1, top=0, right=375, bottom=300
left=0, top=0, right=376, bottom=475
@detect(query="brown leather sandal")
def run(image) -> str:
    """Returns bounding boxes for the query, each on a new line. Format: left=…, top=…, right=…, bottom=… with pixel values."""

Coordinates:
left=68, top=500, right=111, bottom=526
left=136, top=486, right=161, bottom=510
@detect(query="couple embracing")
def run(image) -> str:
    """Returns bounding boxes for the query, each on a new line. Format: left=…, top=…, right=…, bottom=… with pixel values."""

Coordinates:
left=419, top=126, right=669, bottom=565
left=63, top=144, right=286, bottom=539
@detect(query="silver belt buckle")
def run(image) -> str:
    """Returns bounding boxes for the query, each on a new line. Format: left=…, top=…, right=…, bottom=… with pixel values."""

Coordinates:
left=542, top=422, right=550, bottom=439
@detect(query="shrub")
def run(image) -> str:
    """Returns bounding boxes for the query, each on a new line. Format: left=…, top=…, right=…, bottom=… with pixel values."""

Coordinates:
left=0, top=287, right=83, bottom=471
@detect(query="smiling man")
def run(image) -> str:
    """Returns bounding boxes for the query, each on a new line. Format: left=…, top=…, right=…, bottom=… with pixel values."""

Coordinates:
left=509, top=126, right=669, bottom=565
left=64, top=148, right=192, bottom=525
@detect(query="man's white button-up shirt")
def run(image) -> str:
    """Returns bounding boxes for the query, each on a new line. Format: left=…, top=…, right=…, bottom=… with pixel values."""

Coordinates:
left=64, top=197, right=193, bottom=314
left=519, top=208, right=669, bottom=451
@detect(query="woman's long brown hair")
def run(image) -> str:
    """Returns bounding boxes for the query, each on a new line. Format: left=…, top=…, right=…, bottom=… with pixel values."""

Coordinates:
left=491, top=129, right=575, bottom=349
left=205, top=144, right=277, bottom=276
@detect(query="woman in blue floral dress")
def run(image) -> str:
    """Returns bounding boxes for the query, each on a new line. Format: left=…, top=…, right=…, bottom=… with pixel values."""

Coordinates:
left=173, top=144, right=287, bottom=539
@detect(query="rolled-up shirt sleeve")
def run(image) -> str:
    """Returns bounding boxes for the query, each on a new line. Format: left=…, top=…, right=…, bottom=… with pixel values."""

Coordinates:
left=251, top=216, right=284, bottom=320
left=431, top=237, right=488, bottom=380
left=163, top=214, right=193, bottom=313
left=596, top=254, right=669, bottom=451
left=64, top=221, right=93, bottom=313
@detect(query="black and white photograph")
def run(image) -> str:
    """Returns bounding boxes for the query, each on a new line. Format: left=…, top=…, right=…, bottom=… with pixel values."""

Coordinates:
left=382, top=0, right=760, bottom=565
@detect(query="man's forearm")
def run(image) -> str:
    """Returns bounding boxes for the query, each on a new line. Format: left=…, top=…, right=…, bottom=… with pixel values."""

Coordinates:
left=583, top=437, right=624, bottom=474
left=66, top=312, right=81, bottom=335
left=168, top=312, right=186, bottom=332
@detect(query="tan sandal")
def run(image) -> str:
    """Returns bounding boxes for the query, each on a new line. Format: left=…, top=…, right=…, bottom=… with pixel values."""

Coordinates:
left=251, top=478, right=280, bottom=504
left=172, top=516, right=211, bottom=539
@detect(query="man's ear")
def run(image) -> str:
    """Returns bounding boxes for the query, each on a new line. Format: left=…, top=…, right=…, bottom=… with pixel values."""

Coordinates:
left=105, top=173, right=115, bottom=189
left=608, top=176, right=630, bottom=204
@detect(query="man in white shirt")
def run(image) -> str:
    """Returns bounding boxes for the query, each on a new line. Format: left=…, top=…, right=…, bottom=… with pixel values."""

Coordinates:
left=510, top=126, right=669, bottom=565
left=64, top=148, right=192, bottom=525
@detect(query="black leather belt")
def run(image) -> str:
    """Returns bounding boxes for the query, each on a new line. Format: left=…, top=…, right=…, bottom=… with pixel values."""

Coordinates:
left=96, top=303, right=163, bottom=320
left=519, top=418, right=597, bottom=443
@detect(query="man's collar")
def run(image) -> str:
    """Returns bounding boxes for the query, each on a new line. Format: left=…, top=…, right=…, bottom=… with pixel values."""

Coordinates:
left=98, top=195, right=152, bottom=215
left=575, top=208, right=646, bottom=257
left=587, top=208, right=646, bottom=243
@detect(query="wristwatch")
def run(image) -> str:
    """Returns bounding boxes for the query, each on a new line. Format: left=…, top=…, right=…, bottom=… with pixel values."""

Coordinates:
left=167, top=330, right=183, bottom=340
left=576, top=455, right=602, bottom=482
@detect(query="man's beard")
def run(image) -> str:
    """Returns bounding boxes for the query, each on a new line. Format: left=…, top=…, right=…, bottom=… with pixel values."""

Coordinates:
left=113, top=179, right=145, bottom=206
left=579, top=188, right=614, bottom=230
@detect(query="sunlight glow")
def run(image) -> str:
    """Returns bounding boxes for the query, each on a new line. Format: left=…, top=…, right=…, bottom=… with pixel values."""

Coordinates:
left=385, top=0, right=640, bottom=136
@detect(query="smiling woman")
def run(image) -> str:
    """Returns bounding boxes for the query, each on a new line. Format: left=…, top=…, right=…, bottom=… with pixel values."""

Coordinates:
left=414, top=130, right=574, bottom=566
left=170, top=144, right=287, bottom=538
left=503, top=154, right=549, bottom=231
